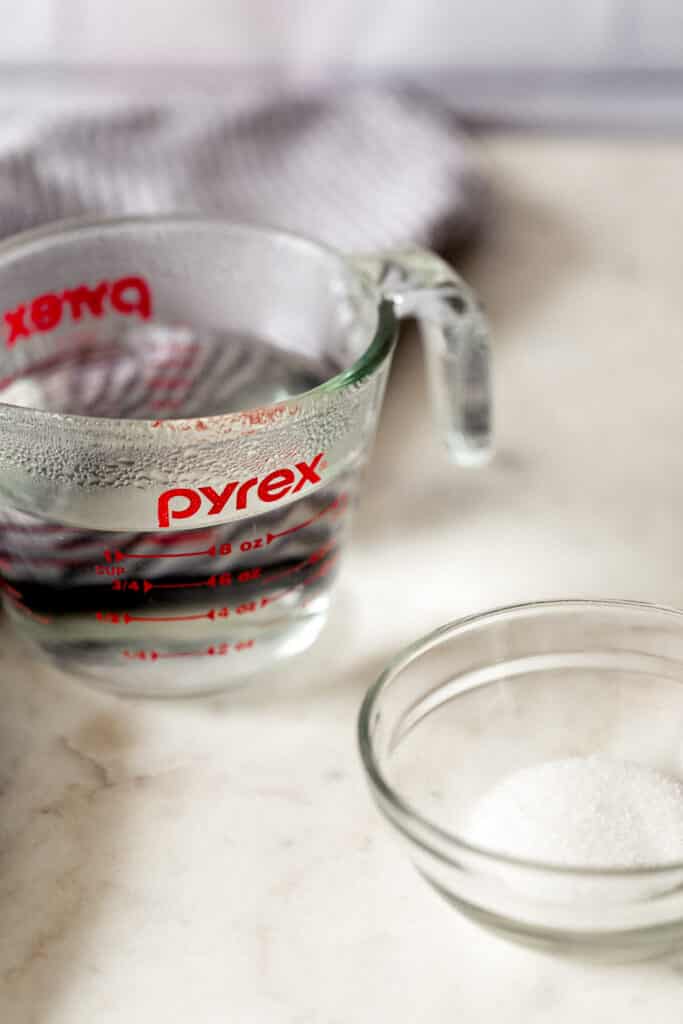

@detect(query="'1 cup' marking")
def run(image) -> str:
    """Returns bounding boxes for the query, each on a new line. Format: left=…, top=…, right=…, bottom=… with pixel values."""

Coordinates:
left=157, top=454, right=325, bottom=528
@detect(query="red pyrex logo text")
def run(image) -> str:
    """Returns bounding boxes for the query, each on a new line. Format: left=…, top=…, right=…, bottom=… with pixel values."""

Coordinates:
left=3, top=275, right=152, bottom=348
left=157, top=453, right=325, bottom=528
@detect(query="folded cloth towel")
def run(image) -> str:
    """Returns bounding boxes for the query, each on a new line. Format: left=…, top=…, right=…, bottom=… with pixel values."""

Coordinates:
left=0, top=83, right=486, bottom=251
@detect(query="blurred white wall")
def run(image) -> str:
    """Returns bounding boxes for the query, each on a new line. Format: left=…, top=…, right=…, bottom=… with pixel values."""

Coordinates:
left=2, top=0, right=682, bottom=70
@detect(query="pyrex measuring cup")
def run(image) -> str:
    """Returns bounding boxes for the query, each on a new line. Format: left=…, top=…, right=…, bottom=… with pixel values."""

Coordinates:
left=0, top=217, right=491, bottom=697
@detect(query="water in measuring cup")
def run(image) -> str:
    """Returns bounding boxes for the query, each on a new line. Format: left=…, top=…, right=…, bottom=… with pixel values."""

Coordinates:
left=0, top=326, right=354, bottom=694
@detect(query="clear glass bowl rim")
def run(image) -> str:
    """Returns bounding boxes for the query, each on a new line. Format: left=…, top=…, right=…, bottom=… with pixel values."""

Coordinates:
left=358, top=598, right=683, bottom=878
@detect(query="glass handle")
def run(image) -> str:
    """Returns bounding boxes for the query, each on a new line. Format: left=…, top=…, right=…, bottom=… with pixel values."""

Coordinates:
left=351, top=247, right=493, bottom=465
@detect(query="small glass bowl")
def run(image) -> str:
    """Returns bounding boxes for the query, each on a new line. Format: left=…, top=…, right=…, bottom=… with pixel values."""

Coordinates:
left=358, top=600, right=683, bottom=962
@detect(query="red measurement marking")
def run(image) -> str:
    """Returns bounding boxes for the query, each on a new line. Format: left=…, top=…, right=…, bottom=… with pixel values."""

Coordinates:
left=100, top=598, right=273, bottom=625
left=96, top=565, right=126, bottom=577
left=106, top=545, right=216, bottom=561
left=122, top=609, right=216, bottom=624
left=8, top=599, right=52, bottom=624
left=0, top=579, right=22, bottom=599
left=149, top=576, right=214, bottom=591
left=266, top=494, right=347, bottom=544
left=259, top=543, right=333, bottom=587
left=123, top=640, right=253, bottom=661
left=258, top=544, right=337, bottom=606
left=205, top=644, right=230, bottom=657
left=112, top=579, right=140, bottom=592
left=155, top=651, right=201, bottom=659
left=113, top=574, right=240, bottom=593
left=22, top=606, right=52, bottom=624
left=118, top=570, right=259, bottom=593
left=305, top=551, right=339, bottom=584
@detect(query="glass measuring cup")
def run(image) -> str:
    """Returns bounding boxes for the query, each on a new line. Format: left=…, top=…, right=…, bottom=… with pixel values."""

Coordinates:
left=0, top=217, right=491, bottom=697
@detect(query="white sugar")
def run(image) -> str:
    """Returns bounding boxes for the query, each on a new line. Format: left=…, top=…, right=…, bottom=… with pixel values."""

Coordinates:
left=461, top=756, right=683, bottom=868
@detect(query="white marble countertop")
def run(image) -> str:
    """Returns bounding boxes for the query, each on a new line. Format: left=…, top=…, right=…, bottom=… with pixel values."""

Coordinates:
left=4, top=135, right=683, bottom=1021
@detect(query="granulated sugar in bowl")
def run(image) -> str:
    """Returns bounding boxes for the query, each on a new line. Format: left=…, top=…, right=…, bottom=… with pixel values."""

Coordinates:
left=359, top=601, right=683, bottom=961
left=461, top=755, right=683, bottom=868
